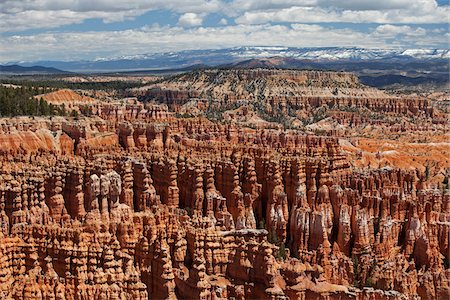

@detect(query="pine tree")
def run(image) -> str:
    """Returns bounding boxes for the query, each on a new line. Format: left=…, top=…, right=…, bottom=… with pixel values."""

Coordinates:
left=39, top=98, right=50, bottom=115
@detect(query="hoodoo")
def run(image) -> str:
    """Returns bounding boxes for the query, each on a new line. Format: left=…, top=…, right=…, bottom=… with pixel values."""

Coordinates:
left=0, top=68, right=448, bottom=299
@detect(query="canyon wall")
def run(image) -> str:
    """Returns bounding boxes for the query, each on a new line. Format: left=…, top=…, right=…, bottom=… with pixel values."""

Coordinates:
left=0, top=69, right=448, bottom=299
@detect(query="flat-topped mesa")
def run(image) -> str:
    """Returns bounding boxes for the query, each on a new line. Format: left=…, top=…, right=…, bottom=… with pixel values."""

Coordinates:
left=136, top=68, right=433, bottom=117
left=138, top=69, right=361, bottom=107
left=153, top=68, right=362, bottom=92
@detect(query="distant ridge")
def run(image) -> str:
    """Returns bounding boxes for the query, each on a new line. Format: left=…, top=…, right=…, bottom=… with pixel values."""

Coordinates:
left=14, top=46, right=449, bottom=73
left=0, top=64, right=70, bottom=74
left=115, top=63, right=211, bottom=75
left=222, top=57, right=324, bottom=70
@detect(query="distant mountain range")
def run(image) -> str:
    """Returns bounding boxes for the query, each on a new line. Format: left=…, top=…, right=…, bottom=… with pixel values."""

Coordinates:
left=8, top=46, right=449, bottom=73
left=0, top=64, right=69, bottom=74
left=2, top=47, right=448, bottom=90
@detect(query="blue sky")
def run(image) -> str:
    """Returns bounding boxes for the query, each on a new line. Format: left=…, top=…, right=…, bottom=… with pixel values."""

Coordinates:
left=0, top=0, right=448, bottom=63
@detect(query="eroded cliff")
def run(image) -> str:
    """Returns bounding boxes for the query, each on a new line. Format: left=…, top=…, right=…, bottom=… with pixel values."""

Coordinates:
left=0, top=69, right=448, bottom=300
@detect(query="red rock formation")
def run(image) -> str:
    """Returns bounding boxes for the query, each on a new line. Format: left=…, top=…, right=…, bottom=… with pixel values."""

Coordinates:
left=137, top=69, right=432, bottom=119
left=0, top=69, right=448, bottom=300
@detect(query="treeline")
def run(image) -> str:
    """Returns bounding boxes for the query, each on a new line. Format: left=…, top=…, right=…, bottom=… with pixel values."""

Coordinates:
left=0, top=85, right=67, bottom=117
left=0, top=78, right=143, bottom=91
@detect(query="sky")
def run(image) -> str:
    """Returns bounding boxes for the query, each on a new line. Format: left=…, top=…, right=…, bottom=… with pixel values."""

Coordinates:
left=0, top=0, right=449, bottom=63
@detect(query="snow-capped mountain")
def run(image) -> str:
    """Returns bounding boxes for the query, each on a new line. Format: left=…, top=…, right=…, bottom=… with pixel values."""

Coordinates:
left=95, top=46, right=450, bottom=62
left=17, top=46, right=449, bottom=72
left=225, top=46, right=449, bottom=60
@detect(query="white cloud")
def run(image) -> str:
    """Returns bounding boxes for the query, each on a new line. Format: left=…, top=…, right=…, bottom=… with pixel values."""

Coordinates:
left=319, top=0, right=419, bottom=10
left=0, top=23, right=445, bottom=63
left=235, top=4, right=449, bottom=24
left=0, top=0, right=447, bottom=62
left=374, top=24, right=427, bottom=37
left=0, top=0, right=448, bottom=32
left=0, top=0, right=222, bottom=14
left=227, top=0, right=430, bottom=12
left=224, top=0, right=317, bottom=16
left=219, top=18, right=228, bottom=25
left=0, top=0, right=222, bottom=32
left=178, top=13, right=203, bottom=27
left=0, top=9, right=149, bottom=32
left=290, top=24, right=324, bottom=32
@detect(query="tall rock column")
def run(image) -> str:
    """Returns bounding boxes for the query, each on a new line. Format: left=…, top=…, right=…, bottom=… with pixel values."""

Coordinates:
left=109, top=171, right=122, bottom=209
left=243, top=159, right=260, bottom=229
left=193, top=165, right=205, bottom=215
left=266, top=161, right=288, bottom=244
left=10, top=180, right=26, bottom=227
left=0, top=198, right=10, bottom=235
left=166, top=159, right=179, bottom=208
left=151, top=236, right=177, bottom=300
left=84, top=174, right=101, bottom=232
left=119, top=159, right=134, bottom=209
left=100, top=174, right=110, bottom=224
left=65, top=165, right=85, bottom=219
left=46, top=169, right=69, bottom=224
